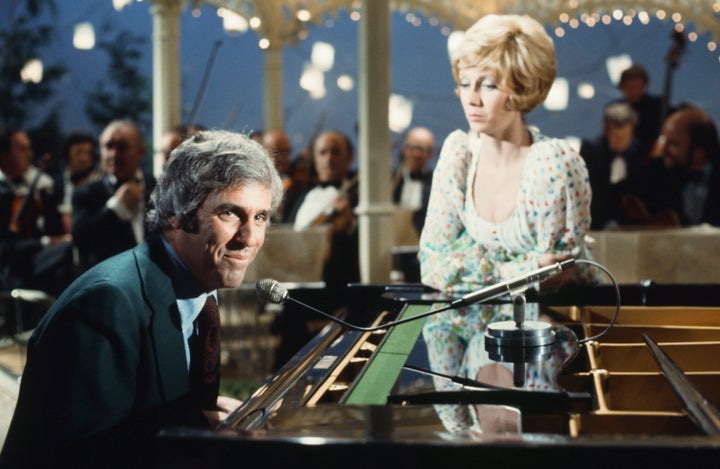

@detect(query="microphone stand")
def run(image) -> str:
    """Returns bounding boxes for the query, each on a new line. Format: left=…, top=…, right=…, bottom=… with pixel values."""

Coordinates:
left=484, top=290, right=556, bottom=387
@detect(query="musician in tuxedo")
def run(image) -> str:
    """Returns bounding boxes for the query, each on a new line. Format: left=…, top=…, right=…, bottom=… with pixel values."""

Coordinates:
left=0, top=130, right=284, bottom=467
left=392, top=126, right=436, bottom=233
left=637, top=105, right=720, bottom=226
left=274, top=131, right=360, bottom=368
left=0, top=126, right=70, bottom=293
left=72, top=119, right=156, bottom=272
left=614, top=64, right=664, bottom=161
left=580, top=102, right=646, bottom=229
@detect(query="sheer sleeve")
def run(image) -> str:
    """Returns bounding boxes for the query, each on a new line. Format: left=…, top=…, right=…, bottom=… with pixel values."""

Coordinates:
left=419, top=131, right=492, bottom=293
left=524, top=138, right=592, bottom=257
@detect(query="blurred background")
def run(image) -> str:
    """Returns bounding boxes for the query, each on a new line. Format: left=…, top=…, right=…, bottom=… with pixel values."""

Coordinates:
left=2, top=0, right=719, bottom=168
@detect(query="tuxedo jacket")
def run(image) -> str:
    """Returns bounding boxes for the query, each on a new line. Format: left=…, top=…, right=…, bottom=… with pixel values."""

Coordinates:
left=71, top=172, right=156, bottom=272
left=0, top=235, right=205, bottom=468
left=391, top=168, right=433, bottom=233
left=579, top=136, right=645, bottom=229
left=0, top=173, right=66, bottom=290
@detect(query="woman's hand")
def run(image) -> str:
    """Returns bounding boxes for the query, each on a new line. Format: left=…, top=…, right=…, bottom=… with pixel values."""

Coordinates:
left=537, top=253, right=575, bottom=291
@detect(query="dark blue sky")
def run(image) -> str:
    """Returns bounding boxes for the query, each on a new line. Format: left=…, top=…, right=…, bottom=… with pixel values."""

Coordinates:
left=19, top=2, right=720, bottom=160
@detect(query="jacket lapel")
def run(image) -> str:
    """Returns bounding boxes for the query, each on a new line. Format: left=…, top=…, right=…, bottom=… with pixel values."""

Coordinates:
left=133, top=237, right=190, bottom=402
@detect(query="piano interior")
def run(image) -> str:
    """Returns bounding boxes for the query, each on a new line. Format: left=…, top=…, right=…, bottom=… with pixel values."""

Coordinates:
left=157, top=284, right=720, bottom=466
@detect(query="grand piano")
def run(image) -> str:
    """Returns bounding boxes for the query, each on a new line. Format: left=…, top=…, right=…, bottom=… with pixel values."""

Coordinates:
left=157, top=279, right=720, bottom=467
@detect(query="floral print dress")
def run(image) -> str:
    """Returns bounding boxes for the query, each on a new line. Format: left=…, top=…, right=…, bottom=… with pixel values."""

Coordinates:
left=418, top=128, right=595, bottom=433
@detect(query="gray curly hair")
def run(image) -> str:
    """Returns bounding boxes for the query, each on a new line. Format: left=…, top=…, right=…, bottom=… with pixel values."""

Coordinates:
left=146, top=129, right=284, bottom=233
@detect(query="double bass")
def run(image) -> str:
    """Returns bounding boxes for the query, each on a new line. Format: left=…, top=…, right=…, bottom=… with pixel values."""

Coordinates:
left=659, top=29, right=686, bottom=125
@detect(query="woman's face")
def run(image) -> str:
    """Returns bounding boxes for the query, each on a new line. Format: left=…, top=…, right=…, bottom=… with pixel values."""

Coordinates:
left=457, top=65, right=520, bottom=138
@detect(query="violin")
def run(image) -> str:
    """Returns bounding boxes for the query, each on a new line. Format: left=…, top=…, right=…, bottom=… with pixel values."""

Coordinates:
left=8, top=153, right=52, bottom=238
left=310, top=174, right=359, bottom=232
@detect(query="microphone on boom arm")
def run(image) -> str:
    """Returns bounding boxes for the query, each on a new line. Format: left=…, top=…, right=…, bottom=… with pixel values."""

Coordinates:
left=255, top=259, right=576, bottom=335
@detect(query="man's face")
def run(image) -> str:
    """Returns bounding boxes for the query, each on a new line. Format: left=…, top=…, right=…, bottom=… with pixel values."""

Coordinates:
left=606, top=123, right=634, bottom=154
left=169, top=183, right=272, bottom=291
left=100, top=124, right=145, bottom=181
left=1, top=131, right=33, bottom=179
left=262, top=131, right=292, bottom=176
left=67, top=141, right=95, bottom=175
left=313, top=133, right=352, bottom=183
left=660, top=113, right=694, bottom=169
left=619, top=77, right=646, bottom=104
left=402, top=130, right=434, bottom=173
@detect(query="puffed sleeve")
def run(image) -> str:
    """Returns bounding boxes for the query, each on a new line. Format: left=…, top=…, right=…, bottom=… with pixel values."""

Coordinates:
left=419, top=131, right=492, bottom=293
left=523, top=137, right=593, bottom=259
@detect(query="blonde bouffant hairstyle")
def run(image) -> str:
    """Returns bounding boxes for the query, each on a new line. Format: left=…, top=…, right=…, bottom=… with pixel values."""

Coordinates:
left=450, top=14, right=557, bottom=114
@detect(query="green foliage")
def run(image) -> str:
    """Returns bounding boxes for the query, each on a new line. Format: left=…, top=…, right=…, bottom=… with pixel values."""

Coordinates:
left=85, top=26, right=151, bottom=138
left=0, top=0, right=64, bottom=128
left=220, top=378, right=264, bottom=401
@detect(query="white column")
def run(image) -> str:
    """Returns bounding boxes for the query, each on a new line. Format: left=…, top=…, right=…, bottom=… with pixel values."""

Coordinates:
left=264, top=43, right=284, bottom=131
left=150, top=0, right=184, bottom=177
left=357, top=0, right=394, bottom=283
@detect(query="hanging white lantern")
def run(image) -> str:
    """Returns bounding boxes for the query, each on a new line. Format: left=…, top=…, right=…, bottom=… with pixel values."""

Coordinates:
left=218, top=8, right=248, bottom=34
left=606, top=54, right=633, bottom=85
left=308, top=86, right=327, bottom=100
left=544, top=77, right=569, bottom=111
left=20, top=58, right=43, bottom=84
left=577, top=82, right=595, bottom=99
left=300, top=64, right=325, bottom=99
left=337, top=74, right=354, bottom=91
left=389, top=94, right=413, bottom=133
left=311, top=42, right=335, bottom=72
left=73, top=22, right=95, bottom=50
left=112, top=0, right=132, bottom=11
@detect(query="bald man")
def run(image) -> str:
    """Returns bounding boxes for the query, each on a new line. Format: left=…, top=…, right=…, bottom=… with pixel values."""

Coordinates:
left=72, top=119, right=156, bottom=271
left=392, top=126, right=436, bottom=232
left=638, top=106, right=720, bottom=226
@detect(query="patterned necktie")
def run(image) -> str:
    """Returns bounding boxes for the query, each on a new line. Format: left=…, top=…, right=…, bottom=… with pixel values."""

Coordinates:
left=189, top=295, right=221, bottom=409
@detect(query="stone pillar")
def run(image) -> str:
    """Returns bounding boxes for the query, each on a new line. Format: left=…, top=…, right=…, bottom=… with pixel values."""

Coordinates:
left=357, top=0, right=394, bottom=283
left=264, top=43, right=284, bottom=131
left=150, top=0, right=184, bottom=177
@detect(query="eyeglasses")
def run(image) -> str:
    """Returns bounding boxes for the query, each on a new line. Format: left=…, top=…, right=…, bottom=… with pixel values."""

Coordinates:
left=404, top=144, right=433, bottom=154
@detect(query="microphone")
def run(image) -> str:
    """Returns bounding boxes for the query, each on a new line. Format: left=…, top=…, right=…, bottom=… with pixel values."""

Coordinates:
left=256, top=278, right=453, bottom=332
left=450, top=259, right=575, bottom=309
left=255, top=259, right=576, bottom=334
left=255, top=278, right=289, bottom=304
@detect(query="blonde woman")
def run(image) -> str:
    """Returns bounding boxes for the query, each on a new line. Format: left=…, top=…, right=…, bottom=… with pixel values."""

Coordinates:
left=419, top=14, right=596, bottom=433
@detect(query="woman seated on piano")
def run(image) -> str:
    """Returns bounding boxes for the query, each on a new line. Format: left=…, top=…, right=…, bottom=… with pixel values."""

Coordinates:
left=418, top=14, right=599, bottom=433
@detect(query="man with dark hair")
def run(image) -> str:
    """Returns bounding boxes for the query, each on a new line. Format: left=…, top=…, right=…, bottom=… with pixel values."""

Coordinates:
left=0, top=126, right=69, bottom=292
left=615, top=64, right=664, bottom=160
left=1, top=130, right=284, bottom=467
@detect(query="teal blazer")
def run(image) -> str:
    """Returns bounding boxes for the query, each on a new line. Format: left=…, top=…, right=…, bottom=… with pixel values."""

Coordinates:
left=1, top=235, right=205, bottom=467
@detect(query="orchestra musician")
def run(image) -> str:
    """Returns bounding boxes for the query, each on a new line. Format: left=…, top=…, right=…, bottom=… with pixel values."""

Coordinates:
left=0, top=126, right=70, bottom=293
left=71, top=120, right=156, bottom=272
left=273, top=130, right=360, bottom=368
left=392, top=126, right=436, bottom=234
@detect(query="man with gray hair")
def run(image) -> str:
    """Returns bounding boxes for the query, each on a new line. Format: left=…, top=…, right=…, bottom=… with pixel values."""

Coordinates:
left=1, top=130, right=284, bottom=467
left=580, top=102, right=645, bottom=229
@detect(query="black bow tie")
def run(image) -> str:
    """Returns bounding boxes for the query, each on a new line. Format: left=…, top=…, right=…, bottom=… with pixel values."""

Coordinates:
left=409, top=171, right=426, bottom=181
left=685, top=170, right=705, bottom=184
left=317, top=180, right=342, bottom=189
